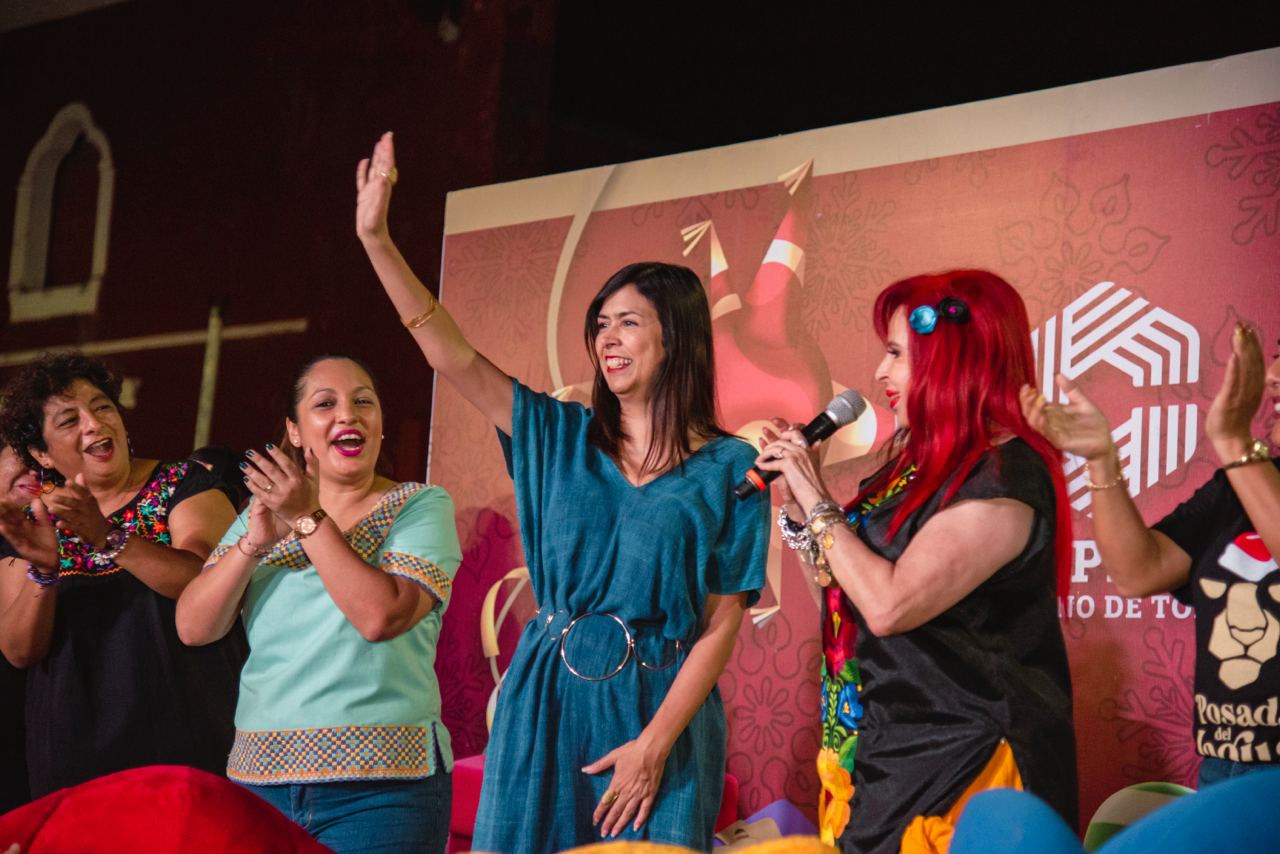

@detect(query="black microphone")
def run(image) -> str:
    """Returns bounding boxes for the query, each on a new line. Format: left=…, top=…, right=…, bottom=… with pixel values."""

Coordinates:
left=734, top=390, right=868, bottom=499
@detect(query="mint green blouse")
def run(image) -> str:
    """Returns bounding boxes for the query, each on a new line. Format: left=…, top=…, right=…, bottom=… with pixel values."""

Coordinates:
left=209, top=483, right=462, bottom=784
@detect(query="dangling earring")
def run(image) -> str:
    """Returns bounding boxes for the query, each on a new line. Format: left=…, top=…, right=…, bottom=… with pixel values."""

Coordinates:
left=38, top=466, right=57, bottom=495
left=127, top=436, right=135, bottom=460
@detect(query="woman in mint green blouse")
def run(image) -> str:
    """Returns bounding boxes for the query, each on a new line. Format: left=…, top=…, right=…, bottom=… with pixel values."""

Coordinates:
left=354, top=133, right=768, bottom=852
left=176, top=354, right=462, bottom=854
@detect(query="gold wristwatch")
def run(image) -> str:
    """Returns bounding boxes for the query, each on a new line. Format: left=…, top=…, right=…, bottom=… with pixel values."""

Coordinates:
left=294, top=507, right=329, bottom=538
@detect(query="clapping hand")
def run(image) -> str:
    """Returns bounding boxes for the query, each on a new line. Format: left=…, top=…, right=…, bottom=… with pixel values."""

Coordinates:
left=240, top=445, right=321, bottom=530
left=1021, top=376, right=1115, bottom=462
left=1206, top=323, right=1266, bottom=459
left=43, top=475, right=111, bottom=549
left=0, top=498, right=59, bottom=570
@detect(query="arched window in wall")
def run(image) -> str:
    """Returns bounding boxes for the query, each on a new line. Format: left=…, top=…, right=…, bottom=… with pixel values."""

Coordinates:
left=8, top=102, right=115, bottom=322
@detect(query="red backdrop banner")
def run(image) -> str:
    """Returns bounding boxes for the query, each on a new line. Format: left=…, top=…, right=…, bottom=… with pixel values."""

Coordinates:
left=431, top=51, right=1280, bottom=828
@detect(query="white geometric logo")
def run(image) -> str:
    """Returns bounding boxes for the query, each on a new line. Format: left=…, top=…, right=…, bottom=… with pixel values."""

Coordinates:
left=1032, top=281, right=1200, bottom=512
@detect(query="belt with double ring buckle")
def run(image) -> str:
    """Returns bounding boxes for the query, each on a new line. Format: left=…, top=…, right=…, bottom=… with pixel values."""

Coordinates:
left=537, top=609, right=687, bottom=682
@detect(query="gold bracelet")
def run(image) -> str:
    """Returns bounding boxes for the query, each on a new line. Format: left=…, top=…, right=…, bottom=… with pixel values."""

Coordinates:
left=808, top=512, right=848, bottom=552
left=1085, top=471, right=1127, bottom=491
left=235, top=535, right=269, bottom=558
left=1223, top=438, right=1271, bottom=471
left=402, top=295, right=439, bottom=328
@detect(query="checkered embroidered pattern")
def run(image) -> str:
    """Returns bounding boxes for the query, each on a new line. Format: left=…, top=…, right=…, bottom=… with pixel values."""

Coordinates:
left=227, top=725, right=441, bottom=783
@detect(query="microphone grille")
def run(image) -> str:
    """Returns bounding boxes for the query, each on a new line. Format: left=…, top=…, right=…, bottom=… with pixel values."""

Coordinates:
left=824, top=390, right=867, bottom=427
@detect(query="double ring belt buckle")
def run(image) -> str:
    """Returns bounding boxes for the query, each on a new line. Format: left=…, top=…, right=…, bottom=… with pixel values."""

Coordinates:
left=558, top=612, right=683, bottom=682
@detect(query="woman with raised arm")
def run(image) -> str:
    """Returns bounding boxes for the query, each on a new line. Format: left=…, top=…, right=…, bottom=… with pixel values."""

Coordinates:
left=757, top=271, right=1077, bottom=853
left=175, top=354, right=463, bottom=854
left=1025, top=323, right=1280, bottom=788
left=0, top=353, right=246, bottom=797
left=355, top=133, right=769, bottom=852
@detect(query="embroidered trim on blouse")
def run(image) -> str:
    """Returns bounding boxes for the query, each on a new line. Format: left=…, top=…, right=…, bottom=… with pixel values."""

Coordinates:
left=57, top=462, right=187, bottom=578
left=383, top=551, right=452, bottom=602
left=226, top=724, right=442, bottom=783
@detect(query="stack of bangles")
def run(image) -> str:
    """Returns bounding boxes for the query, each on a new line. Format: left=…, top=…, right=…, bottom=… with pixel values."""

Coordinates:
left=778, top=500, right=848, bottom=586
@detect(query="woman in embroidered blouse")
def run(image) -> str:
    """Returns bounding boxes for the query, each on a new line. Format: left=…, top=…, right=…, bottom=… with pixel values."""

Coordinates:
left=0, top=352, right=246, bottom=798
left=756, top=271, right=1077, bottom=853
left=354, top=133, right=768, bottom=852
left=175, top=353, right=462, bottom=854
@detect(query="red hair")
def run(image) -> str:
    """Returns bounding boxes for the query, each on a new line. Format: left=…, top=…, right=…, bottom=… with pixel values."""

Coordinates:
left=859, top=270, right=1072, bottom=595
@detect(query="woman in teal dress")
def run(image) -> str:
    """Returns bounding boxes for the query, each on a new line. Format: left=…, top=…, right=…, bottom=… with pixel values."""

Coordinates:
left=354, top=133, right=769, bottom=852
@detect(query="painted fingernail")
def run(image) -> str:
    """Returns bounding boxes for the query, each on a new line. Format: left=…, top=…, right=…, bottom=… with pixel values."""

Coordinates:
left=242, top=476, right=249, bottom=483
left=246, top=449, right=255, bottom=457
left=238, top=462, right=248, bottom=470
left=265, top=443, right=275, bottom=450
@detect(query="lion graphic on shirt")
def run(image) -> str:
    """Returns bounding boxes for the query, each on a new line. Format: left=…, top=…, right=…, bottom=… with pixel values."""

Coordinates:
left=1203, top=533, right=1280, bottom=690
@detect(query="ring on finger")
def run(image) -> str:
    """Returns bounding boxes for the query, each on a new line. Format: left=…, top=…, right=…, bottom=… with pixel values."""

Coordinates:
left=601, top=789, right=619, bottom=806
left=264, top=482, right=274, bottom=493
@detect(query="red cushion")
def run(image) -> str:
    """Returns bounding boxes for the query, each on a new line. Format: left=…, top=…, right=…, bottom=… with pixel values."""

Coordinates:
left=0, top=765, right=331, bottom=853
left=449, top=753, right=488, bottom=834
left=716, top=772, right=739, bottom=832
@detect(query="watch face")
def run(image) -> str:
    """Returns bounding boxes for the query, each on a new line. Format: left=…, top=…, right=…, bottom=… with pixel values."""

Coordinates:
left=296, top=515, right=318, bottom=536
left=105, top=529, right=126, bottom=548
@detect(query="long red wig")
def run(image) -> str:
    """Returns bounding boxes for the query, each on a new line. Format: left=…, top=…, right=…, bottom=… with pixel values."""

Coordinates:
left=858, top=269, right=1072, bottom=595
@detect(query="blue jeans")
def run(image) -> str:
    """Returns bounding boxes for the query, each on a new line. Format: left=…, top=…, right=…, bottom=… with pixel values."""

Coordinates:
left=240, top=773, right=451, bottom=854
left=1198, top=755, right=1275, bottom=789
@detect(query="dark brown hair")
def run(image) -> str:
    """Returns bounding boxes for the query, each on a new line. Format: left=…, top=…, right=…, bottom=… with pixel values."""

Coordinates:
left=584, top=262, right=728, bottom=475
left=282, top=353, right=390, bottom=475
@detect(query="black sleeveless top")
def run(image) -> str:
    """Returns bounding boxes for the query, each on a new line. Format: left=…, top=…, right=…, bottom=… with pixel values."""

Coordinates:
left=5, top=462, right=248, bottom=797
left=842, top=440, right=1077, bottom=853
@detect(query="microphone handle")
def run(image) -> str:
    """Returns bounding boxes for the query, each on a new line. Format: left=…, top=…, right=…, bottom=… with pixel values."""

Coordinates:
left=733, top=413, right=837, bottom=499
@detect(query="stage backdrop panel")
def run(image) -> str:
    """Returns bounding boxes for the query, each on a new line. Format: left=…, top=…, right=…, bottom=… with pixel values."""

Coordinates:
left=430, top=48, right=1280, bottom=828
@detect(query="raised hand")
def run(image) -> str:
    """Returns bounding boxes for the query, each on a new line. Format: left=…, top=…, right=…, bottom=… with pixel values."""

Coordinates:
left=0, top=498, right=59, bottom=570
left=1021, top=375, right=1114, bottom=462
left=1206, top=323, right=1266, bottom=458
left=241, top=445, right=322, bottom=529
left=44, top=475, right=111, bottom=548
left=355, top=131, right=398, bottom=245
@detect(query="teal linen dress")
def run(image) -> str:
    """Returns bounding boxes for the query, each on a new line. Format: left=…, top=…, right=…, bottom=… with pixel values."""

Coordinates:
left=472, top=381, right=769, bottom=853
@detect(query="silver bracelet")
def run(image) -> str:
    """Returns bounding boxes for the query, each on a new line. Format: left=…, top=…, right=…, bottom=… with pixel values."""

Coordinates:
left=777, top=507, right=814, bottom=551
left=804, top=500, right=842, bottom=528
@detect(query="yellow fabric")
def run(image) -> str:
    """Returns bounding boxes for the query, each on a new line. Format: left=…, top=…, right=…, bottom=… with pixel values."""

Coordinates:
left=817, top=746, right=855, bottom=844
left=897, top=739, right=1023, bottom=854
left=561, top=844, right=697, bottom=853
left=736, top=838, right=839, bottom=853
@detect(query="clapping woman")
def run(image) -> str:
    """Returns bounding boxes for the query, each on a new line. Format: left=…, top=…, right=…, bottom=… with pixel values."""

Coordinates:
left=0, top=353, right=246, bottom=797
left=176, top=354, right=463, bottom=854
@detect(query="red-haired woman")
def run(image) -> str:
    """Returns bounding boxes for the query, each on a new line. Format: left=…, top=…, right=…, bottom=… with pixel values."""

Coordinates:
left=757, top=270, right=1076, bottom=853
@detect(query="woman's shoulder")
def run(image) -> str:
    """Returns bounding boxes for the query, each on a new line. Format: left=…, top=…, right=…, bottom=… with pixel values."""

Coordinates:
left=380, top=482, right=456, bottom=517
left=960, top=438, right=1054, bottom=506
left=705, top=433, right=756, bottom=461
